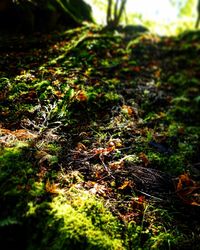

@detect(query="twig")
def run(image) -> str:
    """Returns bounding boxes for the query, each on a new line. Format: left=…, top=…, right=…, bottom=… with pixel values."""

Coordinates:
left=136, top=190, right=165, bottom=201
left=99, top=154, right=115, bottom=179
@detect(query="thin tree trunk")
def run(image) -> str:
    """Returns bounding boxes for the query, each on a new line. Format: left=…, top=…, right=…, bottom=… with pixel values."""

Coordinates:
left=107, top=0, right=112, bottom=25
left=196, top=0, right=200, bottom=28
left=106, top=0, right=127, bottom=29
left=114, top=0, right=119, bottom=21
left=195, top=15, right=200, bottom=28
left=115, top=0, right=127, bottom=26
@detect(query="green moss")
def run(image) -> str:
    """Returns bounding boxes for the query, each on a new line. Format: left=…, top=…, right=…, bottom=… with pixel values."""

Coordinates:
left=29, top=181, right=46, bottom=197
left=34, top=80, right=51, bottom=92
left=0, top=77, right=11, bottom=91
left=44, top=142, right=62, bottom=155
left=0, top=144, right=36, bottom=233
left=0, top=145, right=33, bottom=191
left=26, top=190, right=124, bottom=250
left=125, top=206, right=182, bottom=250
left=104, top=92, right=120, bottom=102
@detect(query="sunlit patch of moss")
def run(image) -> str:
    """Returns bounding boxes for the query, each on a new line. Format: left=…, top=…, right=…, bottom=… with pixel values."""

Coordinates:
left=146, top=151, right=162, bottom=165
left=171, top=95, right=190, bottom=105
left=15, top=70, right=36, bottom=82
left=105, top=92, right=120, bottom=101
left=25, top=189, right=124, bottom=250
left=21, top=103, right=37, bottom=112
left=57, top=170, right=84, bottom=188
left=34, top=80, right=51, bottom=92
left=45, top=142, right=62, bottom=154
left=8, top=82, right=30, bottom=101
left=167, top=123, right=183, bottom=137
left=29, top=181, right=46, bottom=197
left=123, top=154, right=141, bottom=165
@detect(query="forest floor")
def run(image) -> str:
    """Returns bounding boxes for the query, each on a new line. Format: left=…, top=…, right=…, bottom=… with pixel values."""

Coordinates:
left=0, top=24, right=200, bottom=249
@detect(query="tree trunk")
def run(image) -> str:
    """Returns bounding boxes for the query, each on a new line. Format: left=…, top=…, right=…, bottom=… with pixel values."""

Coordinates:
left=195, top=0, right=200, bottom=28
left=106, top=0, right=127, bottom=30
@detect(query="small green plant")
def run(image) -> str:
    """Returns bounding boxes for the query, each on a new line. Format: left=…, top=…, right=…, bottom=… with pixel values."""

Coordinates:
left=125, top=205, right=182, bottom=249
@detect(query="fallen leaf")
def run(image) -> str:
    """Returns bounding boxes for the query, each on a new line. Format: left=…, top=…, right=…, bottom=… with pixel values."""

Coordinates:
left=54, top=90, right=64, bottom=98
left=76, top=142, right=87, bottom=151
left=76, top=90, right=88, bottom=101
left=122, top=105, right=135, bottom=116
left=177, top=173, right=194, bottom=191
left=118, top=180, right=133, bottom=190
left=138, top=196, right=145, bottom=203
left=132, top=66, right=141, bottom=72
left=46, top=181, right=60, bottom=194
left=109, top=160, right=124, bottom=170
left=12, top=129, right=36, bottom=140
left=93, top=146, right=115, bottom=155
left=139, top=152, right=149, bottom=167
left=0, top=128, right=36, bottom=142
left=154, top=69, right=161, bottom=78
left=95, top=171, right=103, bottom=179
left=176, top=173, right=200, bottom=206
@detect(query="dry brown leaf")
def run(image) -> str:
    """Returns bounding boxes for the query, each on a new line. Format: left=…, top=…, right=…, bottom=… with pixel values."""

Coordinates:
left=54, top=90, right=64, bottom=98
left=139, top=152, right=149, bottom=167
left=46, top=180, right=60, bottom=194
left=118, top=180, right=133, bottom=190
left=122, top=105, right=135, bottom=116
left=12, top=129, right=36, bottom=140
left=76, top=142, right=87, bottom=151
left=76, top=90, right=88, bottom=101
left=132, top=66, right=141, bottom=72
left=93, top=146, right=115, bottom=156
left=154, top=69, right=161, bottom=78
left=109, top=161, right=124, bottom=170
left=176, top=173, right=200, bottom=206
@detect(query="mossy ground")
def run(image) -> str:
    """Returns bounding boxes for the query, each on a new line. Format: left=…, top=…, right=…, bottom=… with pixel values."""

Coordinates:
left=0, top=24, right=200, bottom=249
